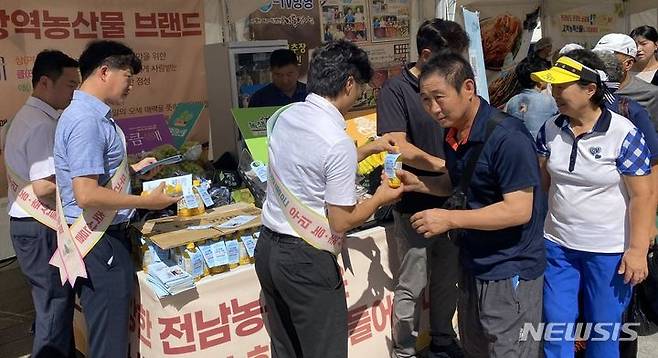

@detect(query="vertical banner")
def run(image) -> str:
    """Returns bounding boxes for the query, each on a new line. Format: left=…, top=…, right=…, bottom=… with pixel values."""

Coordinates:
left=247, top=0, right=322, bottom=78
left=462, top=7, right=489, bottom=102
left=0, top=0, right=208, bottom=197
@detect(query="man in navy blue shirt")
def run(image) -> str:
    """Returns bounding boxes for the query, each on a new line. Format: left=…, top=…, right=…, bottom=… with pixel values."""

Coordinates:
left=377, top=19, right=468, bottom=358
left=248, top=49, right=308, bottom=107
left=399, top=52, right=546, bottom=357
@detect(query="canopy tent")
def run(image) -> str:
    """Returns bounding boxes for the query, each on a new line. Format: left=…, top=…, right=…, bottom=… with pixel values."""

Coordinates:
left=449, top=0, right=658, bottom=48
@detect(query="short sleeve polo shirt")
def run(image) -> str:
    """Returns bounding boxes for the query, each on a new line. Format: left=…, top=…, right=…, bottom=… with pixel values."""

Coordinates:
left=376, top=63, right=447, bottom=213
left=536, top=108, right=651, bottom=253
left=444, top=98, right=546, bottom=281
left=261, top=93, right=357, bottom=237
left=4, top=97, right=59, bottom=218
left=605, top=94, right=658, bottom=162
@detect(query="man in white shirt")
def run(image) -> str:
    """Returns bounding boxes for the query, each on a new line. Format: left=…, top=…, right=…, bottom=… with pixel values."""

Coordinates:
left=257, top=40, right=403, bottom=358
left=3, top=50, right=80, bottom=358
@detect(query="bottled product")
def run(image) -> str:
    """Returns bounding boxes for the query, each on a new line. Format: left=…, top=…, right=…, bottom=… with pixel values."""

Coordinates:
left=175, top=183, right=195, bottom=217
left=178, top=181, right=206, bottom=217
left=225, top=235, right=241, bottom=270
left=240, top=232, right=257, bottom=264
left=209, top=238, right=230, bottom=274
left=170, top=246, right=183, bottom=267
left=141, top=242, right=152, bottom=272
left=190, top=179, right=206, bottom=216
left=238, top=232, right=251, bottom=266
left=182, top=242, right=206, bottom=282
left=384, top=147, right=402, bottom=188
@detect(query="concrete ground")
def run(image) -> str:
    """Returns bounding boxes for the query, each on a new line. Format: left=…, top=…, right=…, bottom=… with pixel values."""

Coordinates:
left=1, top=258, right=657, bottom=357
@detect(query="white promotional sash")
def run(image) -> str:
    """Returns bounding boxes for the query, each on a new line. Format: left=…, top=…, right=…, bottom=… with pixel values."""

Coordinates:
left=266, top=105, right=345, bottom=256
left=3, top=103, right=59, bottom=230
left=49, top=159, right=130, bottom=286
left=4, top=115, right=130, bottom=286
left=6, top=165, right=58, bottom=230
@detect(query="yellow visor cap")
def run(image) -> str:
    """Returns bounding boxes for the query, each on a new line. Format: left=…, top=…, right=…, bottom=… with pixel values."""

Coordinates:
left=531, top=56, right=597, bottom=84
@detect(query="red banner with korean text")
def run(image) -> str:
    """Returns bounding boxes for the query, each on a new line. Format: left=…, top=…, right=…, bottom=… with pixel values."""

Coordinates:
left=0, top=0, right=208, bottom=197
left=74, top=226, right=434, bottom=357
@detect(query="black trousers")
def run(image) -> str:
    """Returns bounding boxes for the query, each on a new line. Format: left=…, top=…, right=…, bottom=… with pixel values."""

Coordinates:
left=428, top=236, right=460, bottom=348
left=76, top=226, right=135, bottom=358
left=10, top=217, right=76, bottom=358
left=254, top=226, right=347, bottom=358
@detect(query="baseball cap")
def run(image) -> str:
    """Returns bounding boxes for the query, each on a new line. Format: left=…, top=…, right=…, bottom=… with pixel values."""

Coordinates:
left=593, top=33, right=637, bottom=58
left=559, top=43, right=584, bottom=55
left=531, top=56, right=600, bottom=84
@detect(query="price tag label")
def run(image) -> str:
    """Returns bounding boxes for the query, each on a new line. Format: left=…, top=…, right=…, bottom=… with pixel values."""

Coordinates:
left=199, top=243, right=217, bottom=267
left=241, top=235, right=257, bottom=258
left=226, top=240, right=240, bottom=264
left=190, top=250, right=204, bottom=277
left=211, top=241, right=229, bottom=266
left=196, top=186, right=214, bottom=207
left=184, top=194, right=199, bottom=208
left=251, top=161, right=268, bottom=183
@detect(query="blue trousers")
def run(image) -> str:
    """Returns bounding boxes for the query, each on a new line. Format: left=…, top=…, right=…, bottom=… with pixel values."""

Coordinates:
left=77, top=227, right=135, bottom=358
left=543, top=239, right=632, bottom=358
left=10, top=218, right=76, bottom=358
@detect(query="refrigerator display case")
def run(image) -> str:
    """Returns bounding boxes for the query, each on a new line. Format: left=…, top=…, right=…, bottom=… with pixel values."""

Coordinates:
left=205, top=40, right=289, bottom=160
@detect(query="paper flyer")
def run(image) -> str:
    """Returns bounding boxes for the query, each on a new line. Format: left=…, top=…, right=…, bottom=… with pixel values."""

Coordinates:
left=142, top=174, right=193, bottom=195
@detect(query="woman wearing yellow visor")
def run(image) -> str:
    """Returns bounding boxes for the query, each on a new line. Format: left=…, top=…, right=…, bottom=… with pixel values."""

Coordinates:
left=532, top=50, right=654, bottom=358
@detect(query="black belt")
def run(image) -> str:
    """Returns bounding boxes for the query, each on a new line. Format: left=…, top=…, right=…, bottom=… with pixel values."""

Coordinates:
left=9, top=216, right=38, bottom=222
left=107, top=221, right=131, bottom=232
left=261, top=226, right=305, bottom=245
left=64, top=221, right=130, bottom=231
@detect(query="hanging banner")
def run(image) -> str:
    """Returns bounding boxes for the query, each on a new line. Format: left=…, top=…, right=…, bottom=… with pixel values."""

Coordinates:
left=543, top=3, right=625, bottom=50
left=462, top=7, right=489, bottom=102
left=0, top=0, right=208, bottom=197
left=246, top=0, right=322, bottom=78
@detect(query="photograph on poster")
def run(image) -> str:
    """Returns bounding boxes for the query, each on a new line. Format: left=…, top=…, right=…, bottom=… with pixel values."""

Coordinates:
left=369, top=0, right=410, bottom=42
left=351, top=42, right=409, bottom=110
left=321, top=0, right=368, bottom=43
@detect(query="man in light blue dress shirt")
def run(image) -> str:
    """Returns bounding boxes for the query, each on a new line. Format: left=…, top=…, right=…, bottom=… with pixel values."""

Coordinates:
left=54, top=40, right=179, bottom=357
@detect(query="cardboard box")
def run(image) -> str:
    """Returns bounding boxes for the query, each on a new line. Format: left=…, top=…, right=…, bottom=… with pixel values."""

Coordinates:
left=135, top=202, right=261, bottom=249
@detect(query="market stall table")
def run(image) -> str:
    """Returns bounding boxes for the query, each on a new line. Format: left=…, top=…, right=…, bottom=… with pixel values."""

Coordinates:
left=73, top=211, right=431, bottom=357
